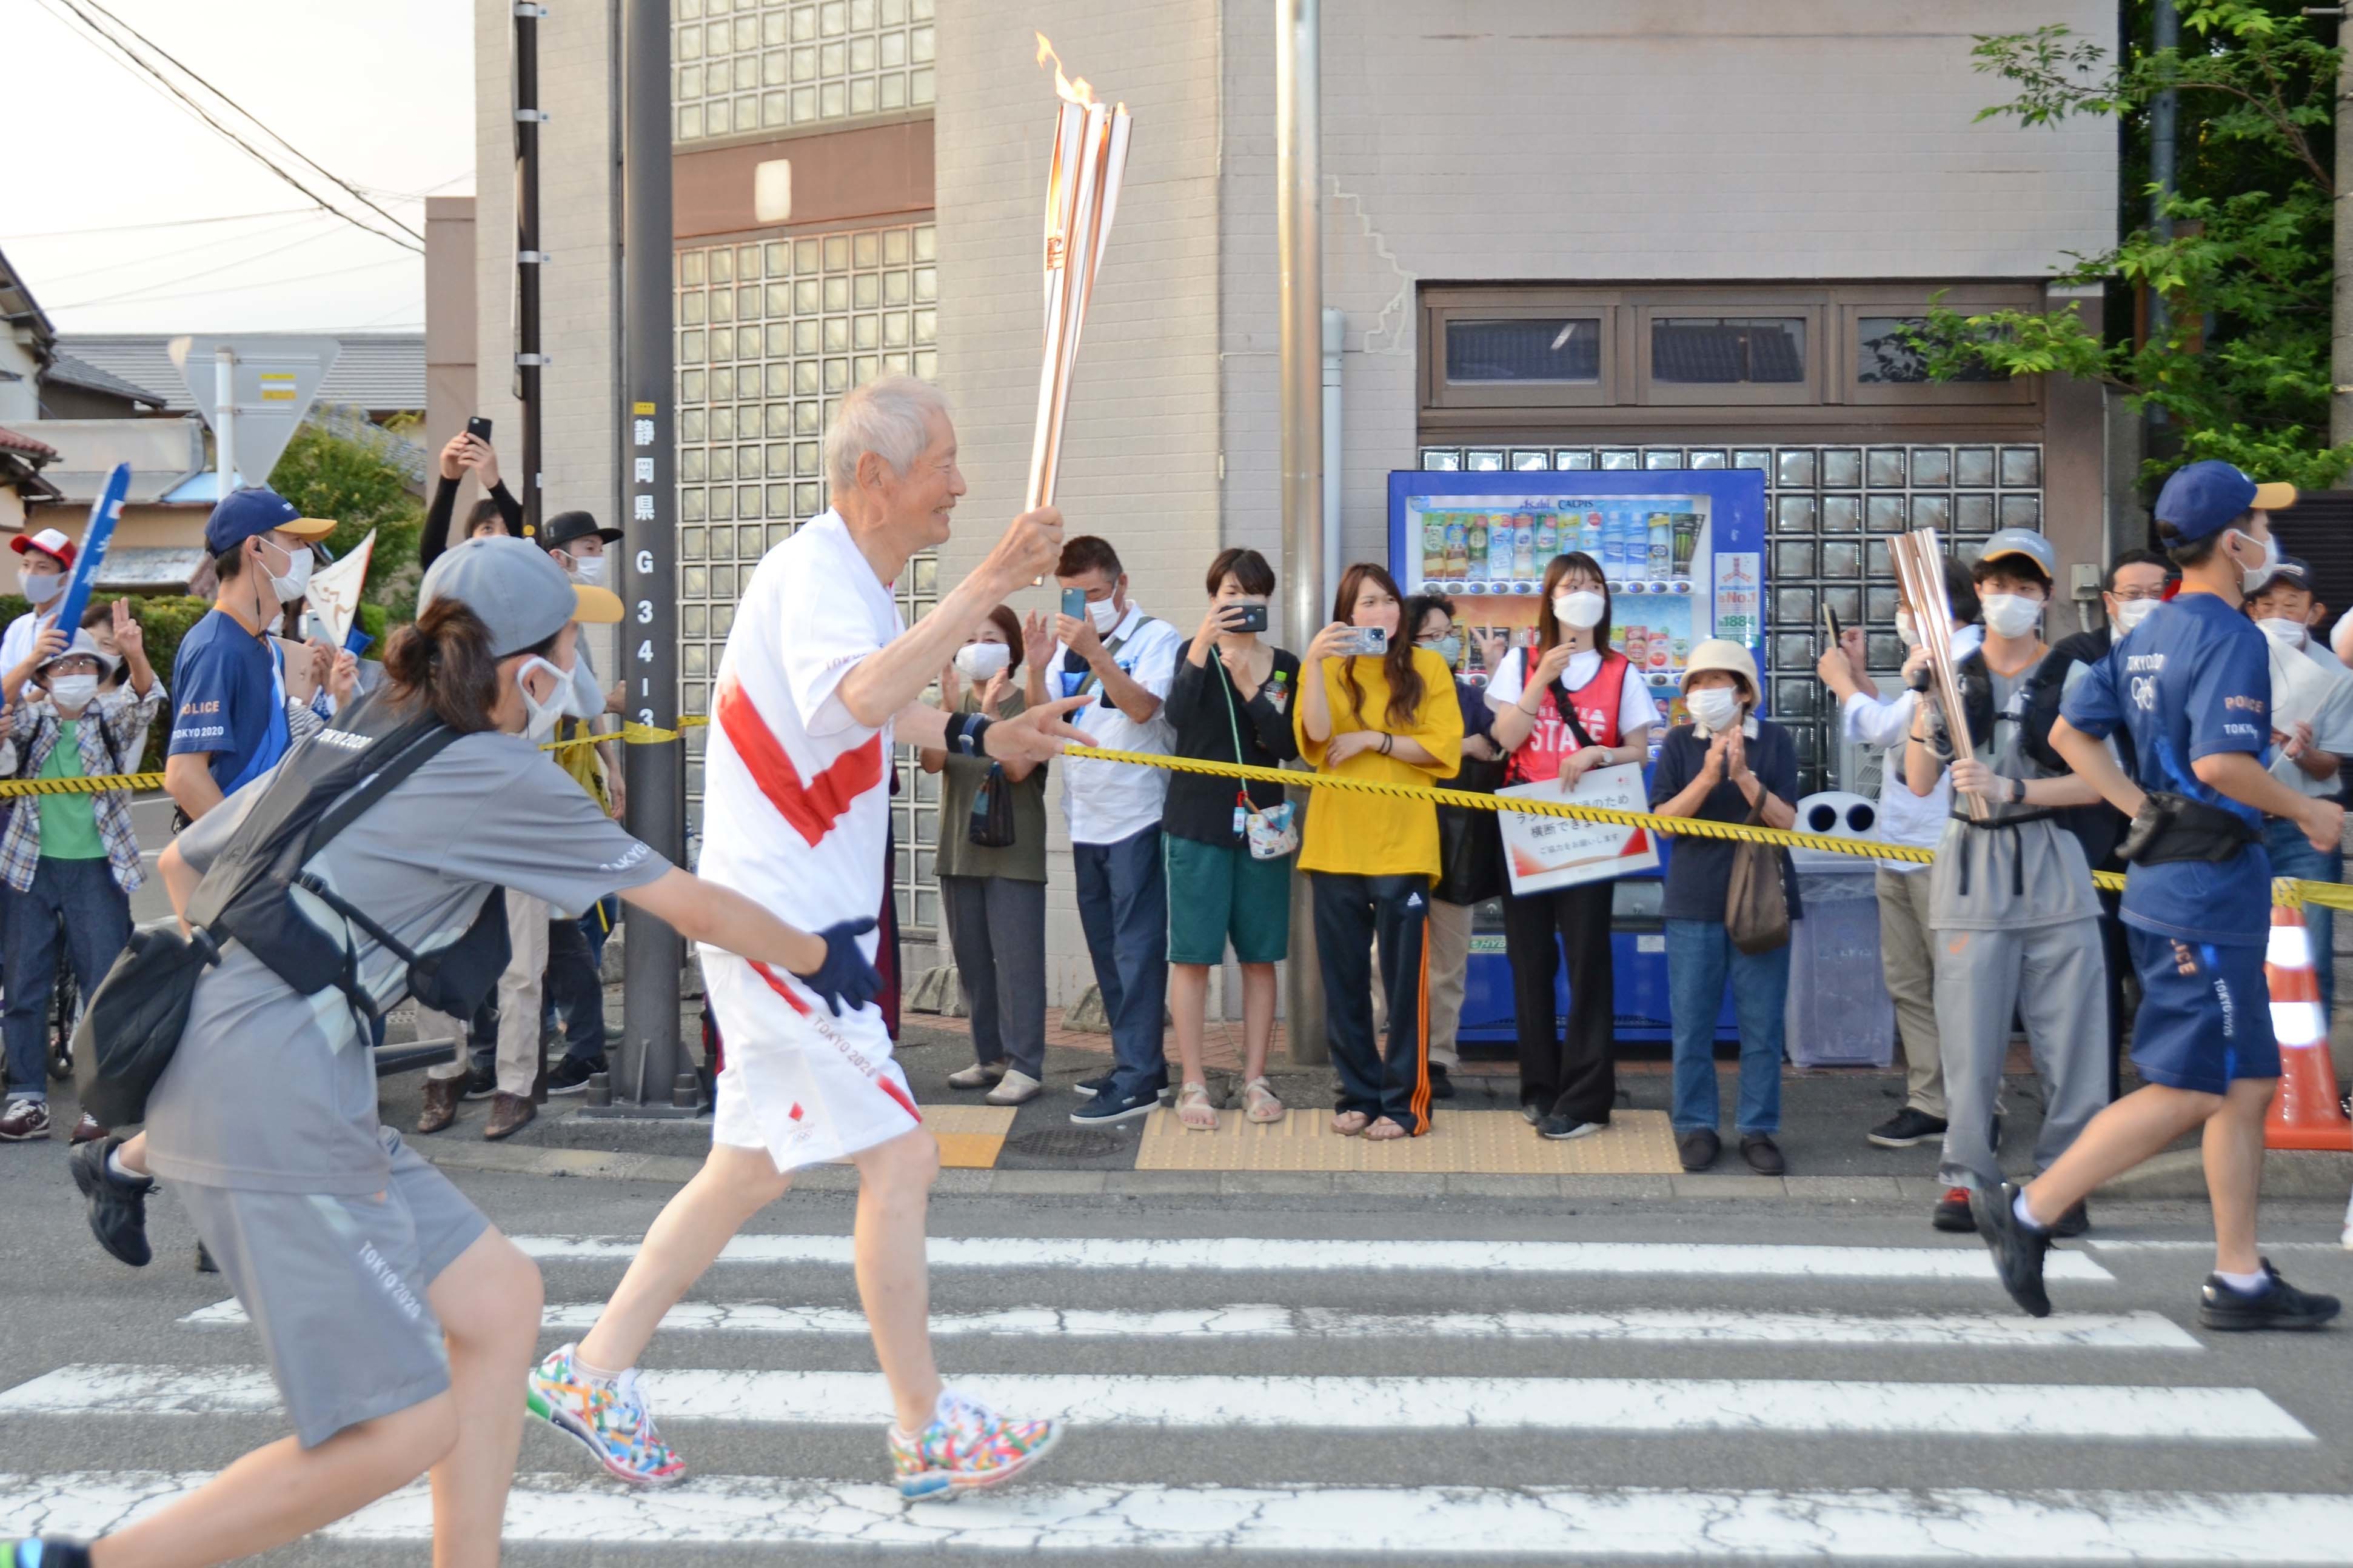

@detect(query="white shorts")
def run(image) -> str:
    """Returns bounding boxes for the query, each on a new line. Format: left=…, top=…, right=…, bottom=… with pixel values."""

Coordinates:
left=701, top=947, right=922, bottom=1171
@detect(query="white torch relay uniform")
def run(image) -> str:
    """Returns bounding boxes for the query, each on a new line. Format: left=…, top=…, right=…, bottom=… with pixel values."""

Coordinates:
left=696, top=509, right=922, bottom=1169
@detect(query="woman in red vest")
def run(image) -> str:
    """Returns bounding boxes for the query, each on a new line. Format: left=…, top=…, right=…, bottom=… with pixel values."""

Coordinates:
left=1486, top=552, right=1660, bottom=1141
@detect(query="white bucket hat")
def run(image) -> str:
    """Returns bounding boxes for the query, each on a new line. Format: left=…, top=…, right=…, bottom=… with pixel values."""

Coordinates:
left=1680, top=638, right=1759, bottom=704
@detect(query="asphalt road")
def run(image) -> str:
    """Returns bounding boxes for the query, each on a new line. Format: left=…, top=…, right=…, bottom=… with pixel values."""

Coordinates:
left=0, top=1143, right=2347, bottom=1566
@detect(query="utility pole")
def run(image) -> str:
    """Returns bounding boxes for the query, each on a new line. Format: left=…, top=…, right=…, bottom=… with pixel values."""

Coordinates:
left=212, top=347, right=236, bottom=495
left=514, top=2, right=548, bottom=537
left=2306, top=8, right=2353, bottom=455
left=1277, top=0, right=1327, bottom=1066
left=2147, top=0, right=2179, bottom=369
left=603, top=0, right=691, bottom=1115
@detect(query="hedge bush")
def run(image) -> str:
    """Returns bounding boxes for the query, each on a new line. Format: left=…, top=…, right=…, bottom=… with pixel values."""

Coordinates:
left=0, top=593, right=216, bottom=770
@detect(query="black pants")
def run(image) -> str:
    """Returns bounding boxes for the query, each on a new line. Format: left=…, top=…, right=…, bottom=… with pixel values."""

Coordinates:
left=543, top=915, right=606, bottom=1067
left=1502, top=878, right=1616, bottom=1126
left=2095, top=886, right=2130, bottom=1103
left=1311, top=871, right=1433, bottom=1134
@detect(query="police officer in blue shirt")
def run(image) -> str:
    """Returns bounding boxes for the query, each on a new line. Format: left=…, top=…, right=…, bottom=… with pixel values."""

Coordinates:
left=1977, top=460, right=2343, bottom=1331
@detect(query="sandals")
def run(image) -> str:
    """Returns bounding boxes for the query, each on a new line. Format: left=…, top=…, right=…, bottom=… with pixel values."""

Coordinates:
left=1176, top=1082, right=1219, bottom=1132
left=1364, top=1117, right=1410, bottom=1142
left=1241, top=1077, right=1284, bottom=1124
left=1330, top=1110, right=1371, bottom=1136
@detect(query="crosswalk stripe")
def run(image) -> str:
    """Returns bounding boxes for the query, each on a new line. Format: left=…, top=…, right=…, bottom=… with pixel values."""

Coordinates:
left=1, top=1366, right=2306, bottom=1442
left=7, top=1472, right=2349, bottom=1559
left=175, top=1299, right=2199, bottom=1347
left=2087, top=1239, right=2345, bottom=1252
left=510, top=1234, right=2115, bottom=1281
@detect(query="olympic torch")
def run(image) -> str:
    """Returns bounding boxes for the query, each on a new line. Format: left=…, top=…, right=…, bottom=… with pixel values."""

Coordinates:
left=1026, top=35, right=1133, bottom=513
left=1890, top=529, right=1987, bottom=821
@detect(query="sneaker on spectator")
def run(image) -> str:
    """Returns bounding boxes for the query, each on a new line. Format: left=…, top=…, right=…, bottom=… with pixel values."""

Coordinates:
left=462, top=1065, right=499, bottom=1102
left=69, top=1136, right=152, bottom=1268
left=1069, top=1086, right=1157, bottom=1126
left=69, top=1113, right=107, bottom=1146
left=0, top=1099, right=50, bottom=1141
left=1071, top=1071, right=1115, bottom=1100
left=1538, top=1114, right=1604, bottom=1141
left=1428, top=1063, right=1456, bottom=1101
left=547, top=1056, right=606, bottom=1096
left=947, top=1061, right=1007, bottom=1090
left=887, top=1388, right=1062, bottom=1500
left=985, top=1069, right=1042, bottom=1107
left=1867, top=1106, right=1947, bottom=1149
left=1520, top=1102, right=1542, bottom=1127
left=1933, top=1187, right=1976, bottom=1233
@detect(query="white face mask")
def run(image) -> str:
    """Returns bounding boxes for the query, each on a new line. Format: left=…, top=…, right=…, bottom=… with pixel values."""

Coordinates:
left=2257, top=616, right=2308, bottom=649
left=953, top=641, right=1011, bottom=681
left=19, top=573, right=63, bottom=606
left=1086, top=595, right=1123, bottom=635
left=1980, top=593, right=2043, bottom=640
left=1689, top=687, right=1742, bottom=735
left=2229, top=529, right=2281, bottom=593
left=515, top=655, right=571, bottom=742
left=2111, top=598, right=2158, bottom=635
left=1895, top=607, right=1920, bottom=648
left=569, top=553, right=607, bottom=584
left=264, top=539, right=313, bottom=606
left=1553, top=590, right=1607, bottom=630
left=46, top=674, right=98, bottom=711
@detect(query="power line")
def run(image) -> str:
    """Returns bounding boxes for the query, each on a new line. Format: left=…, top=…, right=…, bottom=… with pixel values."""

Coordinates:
left=47, top=220, right=366, bottom=312
left=4, top=205, right=318, bottom=241
left=78, top=0, right=428, bottom=249
left=33, top=210, right=340, bottom=290
left=49, top=254, right=416, bottom=315
left=36, top=0, right=420, bottom=255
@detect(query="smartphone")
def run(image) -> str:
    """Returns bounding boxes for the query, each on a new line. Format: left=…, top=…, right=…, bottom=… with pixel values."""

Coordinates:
left=1224, top=602, right=1269, bottom=633
left=1060, top=587, right=1088, bottom=620
left=1330, top=626, right=1389, bottom=657
left=465, top=415, right=494, bottom=442
left=1821, top=604, right=1841, bottom=642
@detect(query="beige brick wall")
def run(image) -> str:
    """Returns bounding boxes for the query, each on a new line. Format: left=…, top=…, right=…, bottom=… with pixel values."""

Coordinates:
left=936, top=1, right=1225, bottom=1004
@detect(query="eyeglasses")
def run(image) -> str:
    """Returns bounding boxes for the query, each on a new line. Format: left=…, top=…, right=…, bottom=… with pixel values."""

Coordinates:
left=2110, top=588, right=2167, bottom=602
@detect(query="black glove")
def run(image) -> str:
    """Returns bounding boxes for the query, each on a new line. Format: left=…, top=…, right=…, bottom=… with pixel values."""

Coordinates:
left=1904, top=662, right=1932, bottom=695
left=791, top=917, right=884, bottom=1016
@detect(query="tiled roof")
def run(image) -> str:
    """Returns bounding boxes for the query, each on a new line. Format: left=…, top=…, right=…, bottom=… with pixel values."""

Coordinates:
left=53, top=333, right=425, bottom=415
left=0, top=425, right=60, bottom=462
left=43, top=351, right=166, bottom=409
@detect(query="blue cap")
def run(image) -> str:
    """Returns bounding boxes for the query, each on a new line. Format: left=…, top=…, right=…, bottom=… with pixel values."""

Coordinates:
left=204, top=486, right=335, bottom=556
left=2151, top=460, right=2297, bottom=544
left=1977, top=527, right=2058, bottom=581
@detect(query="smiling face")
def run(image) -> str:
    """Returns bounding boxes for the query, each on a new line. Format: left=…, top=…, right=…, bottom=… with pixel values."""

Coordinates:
left=871, top=405, right=966, bottom=553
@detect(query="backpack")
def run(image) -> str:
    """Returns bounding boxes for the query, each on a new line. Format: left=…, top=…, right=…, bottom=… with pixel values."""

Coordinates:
left=2018, top=631, right=2129, bottom=870
left=78, top=693, right=512, bottom=1127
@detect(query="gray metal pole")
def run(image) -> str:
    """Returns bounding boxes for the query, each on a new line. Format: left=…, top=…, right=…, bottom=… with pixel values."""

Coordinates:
left=2323, top=9, right=2353, bottom=454
left=213, top=347, right=236, bottom=493
left=2147, top=0, right=2178, bottom=350
left=1277, top=0, right=1327, bottom=1067
left=515, top=1, right=546, bottom=540
left=612, top=0, right=690, bottom=1113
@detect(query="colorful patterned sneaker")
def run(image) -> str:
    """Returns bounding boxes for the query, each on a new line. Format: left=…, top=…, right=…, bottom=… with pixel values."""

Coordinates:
left=888, top=1389, right=1063, bottom=1500
left=525, top=1343, right=686, bottom=1487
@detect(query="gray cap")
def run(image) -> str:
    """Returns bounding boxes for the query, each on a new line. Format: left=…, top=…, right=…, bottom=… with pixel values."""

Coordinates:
left=417, top=535, right=623, bottom=656
left=36, top=628, right=119, bottom=681
left=1977, top=527, right=2058, bottom=580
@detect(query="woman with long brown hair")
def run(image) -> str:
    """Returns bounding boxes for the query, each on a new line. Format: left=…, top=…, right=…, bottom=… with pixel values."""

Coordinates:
left=1486, top=551, right=1659, bottom=1141
left=1294, top=562, right=1464, bottom=1140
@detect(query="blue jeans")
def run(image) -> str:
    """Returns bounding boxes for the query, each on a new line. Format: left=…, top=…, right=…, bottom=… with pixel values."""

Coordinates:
left=2266, top=815, right=2338, bottom=1021
left=1072, top=824, right=1170, bottom=1101
left=2, top=857, right=132, bottom=1101
left=1665, top=918, right=1789, bottom=1137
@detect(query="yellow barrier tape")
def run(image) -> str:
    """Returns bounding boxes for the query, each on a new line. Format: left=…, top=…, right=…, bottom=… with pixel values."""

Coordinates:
left=541, top=715, right=709, bottom=754
left=0, top=772, right=164, bottom=799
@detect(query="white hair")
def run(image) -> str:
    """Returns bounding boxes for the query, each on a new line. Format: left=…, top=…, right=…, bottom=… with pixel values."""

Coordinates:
left=823, top=375, right=951, bottom=498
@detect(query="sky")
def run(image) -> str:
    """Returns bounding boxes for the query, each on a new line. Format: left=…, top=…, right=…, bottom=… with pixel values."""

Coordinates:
left=5, top=0, right=475, bottom=339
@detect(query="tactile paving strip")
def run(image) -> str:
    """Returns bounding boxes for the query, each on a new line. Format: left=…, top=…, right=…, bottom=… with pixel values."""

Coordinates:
left=1133, top=1107, right=1682, bottom=1173
left=916, top=1104, right=1016, bottom=1169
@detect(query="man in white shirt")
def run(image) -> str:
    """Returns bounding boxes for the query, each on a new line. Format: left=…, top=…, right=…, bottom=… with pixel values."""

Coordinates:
left=0, top=530, right=75, bottom=692
left=2247, top=557, right=2353, bottom=1017
left=1815, top=558, right=1981, bottom=1152
left=1035, top=536, right=1182, bottom=1126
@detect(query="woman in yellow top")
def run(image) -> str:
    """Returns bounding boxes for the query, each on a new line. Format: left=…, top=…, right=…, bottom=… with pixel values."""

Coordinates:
left=1296, top=562, right=1464, bottom=1140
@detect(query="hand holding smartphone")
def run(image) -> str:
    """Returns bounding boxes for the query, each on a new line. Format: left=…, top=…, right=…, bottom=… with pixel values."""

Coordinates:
left=1060, top=587, right=1088, bottom=620
left=1330, top=626, right=1389, bottom=657
left=464, top=415, right=494, bottom=444
left=1222, top=602, right=1269, bottom=634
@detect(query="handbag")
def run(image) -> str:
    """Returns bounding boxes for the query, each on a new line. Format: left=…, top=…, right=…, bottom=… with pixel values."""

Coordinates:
left=1223, top=661, right=1298, bottom=859
left=1725, top=792, right=1792, bottom=955
left=968, top=760, right=1017, bottom=848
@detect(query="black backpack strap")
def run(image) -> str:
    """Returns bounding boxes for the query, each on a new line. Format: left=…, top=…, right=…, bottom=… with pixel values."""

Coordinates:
left=301, top=722, right=467, bottom=859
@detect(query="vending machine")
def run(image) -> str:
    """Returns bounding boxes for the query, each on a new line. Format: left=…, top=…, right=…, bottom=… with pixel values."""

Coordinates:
left=1385, top=468, right=1769, bottom=1046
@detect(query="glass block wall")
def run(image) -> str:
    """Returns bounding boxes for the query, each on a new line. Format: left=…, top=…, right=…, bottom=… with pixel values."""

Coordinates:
left=672, top=0, right=937, bottom=144
left=675, top=222, right=945, bottom=936
left=1414, top=442, right=2046, bottom=796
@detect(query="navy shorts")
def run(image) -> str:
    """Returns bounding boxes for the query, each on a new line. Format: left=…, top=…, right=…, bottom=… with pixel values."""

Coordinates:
left=2125, top=926, right=2279, bottom=1096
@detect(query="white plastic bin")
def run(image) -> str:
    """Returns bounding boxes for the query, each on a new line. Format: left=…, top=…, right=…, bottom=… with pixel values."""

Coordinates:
left=1785, top=791, right=1896, bottom=1067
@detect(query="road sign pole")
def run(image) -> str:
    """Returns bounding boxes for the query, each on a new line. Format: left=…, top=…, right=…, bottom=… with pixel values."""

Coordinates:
left=213, top=347, right=236, bottom=495
left=515, top=0, right=546, bottom=538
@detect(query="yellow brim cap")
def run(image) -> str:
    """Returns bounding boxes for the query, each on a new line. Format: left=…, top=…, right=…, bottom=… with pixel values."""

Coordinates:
left=283, top=516, right=339, bottom=539
left=571, top=584, right=624, bottom=624
left=2251, top=481, right=2298, bottom=512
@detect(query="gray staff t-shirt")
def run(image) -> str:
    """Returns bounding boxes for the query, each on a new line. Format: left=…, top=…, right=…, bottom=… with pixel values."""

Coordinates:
left=143, top=727, right=672, bottom=1195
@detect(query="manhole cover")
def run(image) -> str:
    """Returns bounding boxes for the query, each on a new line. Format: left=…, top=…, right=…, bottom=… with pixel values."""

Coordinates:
left=1005, top=1128, right=1126, bottom=1159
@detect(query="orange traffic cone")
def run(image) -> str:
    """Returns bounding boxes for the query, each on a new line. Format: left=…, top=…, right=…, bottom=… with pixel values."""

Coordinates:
left=2263, top=902, right=2353, bottom=1152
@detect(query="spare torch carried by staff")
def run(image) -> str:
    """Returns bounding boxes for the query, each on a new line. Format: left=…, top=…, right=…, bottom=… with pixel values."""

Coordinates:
left=1890, top=528, right=1987, bottom=821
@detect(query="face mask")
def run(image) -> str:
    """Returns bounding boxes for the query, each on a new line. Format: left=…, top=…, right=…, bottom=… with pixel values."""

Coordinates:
left=264, top=539, right=313, bottom=606
left=2257, top=616, right=2308, bottom=649
left=1085, top=596, right=1123, bottom=635
left=1980, top=593, right=2043, bottom=639
left=569, top=553, right=607, bottom=584
left=2229, top=529, right=2281, bottom=593
left=19, top=573, right=62, bottom=606
left=46, top=674, right=97, bottom=710
left=1689, top=687, right=1742, bottom=734
left=953, top=641, right=1011, bottom=680
left=1429, top=635, right=1462, bottom=667
left=2111, top=598, right=2157, bottom=635
left=1553, top=590, right=1607, bottom=630
left=515, top=655, right=571, bottom=742
left=1895, top=607, right=1920, bottom=648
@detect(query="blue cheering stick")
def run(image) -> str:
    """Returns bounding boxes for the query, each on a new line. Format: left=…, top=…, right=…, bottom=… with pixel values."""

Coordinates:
left=53, top=462, right=129, bottom=636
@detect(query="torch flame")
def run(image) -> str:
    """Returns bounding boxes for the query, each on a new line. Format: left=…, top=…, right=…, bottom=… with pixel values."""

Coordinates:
left=1034, top=32, right=1095, bottom=107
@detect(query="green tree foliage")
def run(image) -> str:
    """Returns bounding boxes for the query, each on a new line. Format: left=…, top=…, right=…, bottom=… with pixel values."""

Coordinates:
left=268, top=419, right=424, bottom=622
left=1913, top=3, right=2351, bottom=490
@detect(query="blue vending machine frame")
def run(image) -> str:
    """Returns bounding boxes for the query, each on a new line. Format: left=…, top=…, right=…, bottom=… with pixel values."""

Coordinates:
left=1385, top=468, right=1768, bottom=1047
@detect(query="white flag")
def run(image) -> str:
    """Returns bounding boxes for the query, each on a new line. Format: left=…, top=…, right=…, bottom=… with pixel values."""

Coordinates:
left=302, top=530, right=375, bottom=649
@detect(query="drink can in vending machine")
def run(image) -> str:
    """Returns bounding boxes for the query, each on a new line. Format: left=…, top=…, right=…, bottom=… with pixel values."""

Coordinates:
left=1647, top=512, right=1673, bottom=578
left=1444, top=518, right=1469, bottom=579
left=1623, top=624, right=1647, bottom=664
left=1422, top=513, right=1447, bottom=582
left=1467, top=515, right=1489, bottom=579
